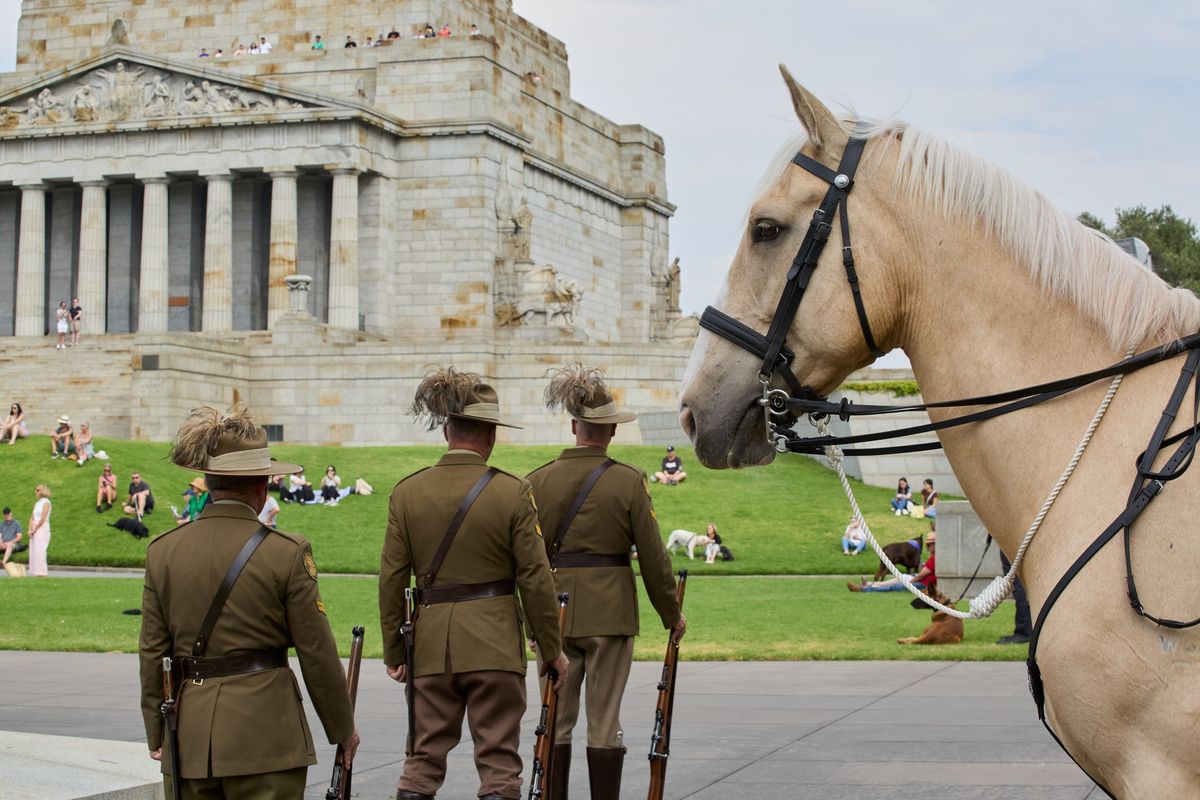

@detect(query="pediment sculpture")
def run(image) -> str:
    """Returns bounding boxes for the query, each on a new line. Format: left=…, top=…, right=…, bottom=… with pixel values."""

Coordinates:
left=1, top=60, right=310, bottom=128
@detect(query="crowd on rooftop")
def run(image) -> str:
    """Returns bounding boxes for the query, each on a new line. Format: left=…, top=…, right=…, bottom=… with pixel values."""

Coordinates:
left=194, top=23, right=482, bottom=59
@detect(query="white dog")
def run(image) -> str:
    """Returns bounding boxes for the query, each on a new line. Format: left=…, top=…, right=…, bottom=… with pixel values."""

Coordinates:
left=666, top=529, right=713, bottom=559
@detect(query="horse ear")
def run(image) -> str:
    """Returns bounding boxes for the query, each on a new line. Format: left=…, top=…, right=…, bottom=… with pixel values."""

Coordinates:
left=779, top=65, right=843, bottom=155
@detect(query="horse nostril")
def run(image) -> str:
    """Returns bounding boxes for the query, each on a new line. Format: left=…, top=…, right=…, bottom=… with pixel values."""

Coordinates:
left=679, top=405, right=696, bottom=441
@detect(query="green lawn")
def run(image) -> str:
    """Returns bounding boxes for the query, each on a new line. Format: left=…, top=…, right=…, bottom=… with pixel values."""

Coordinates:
left=0, top=576, right=1024, bottom=662
left=0, top=437, right=935, bottom=575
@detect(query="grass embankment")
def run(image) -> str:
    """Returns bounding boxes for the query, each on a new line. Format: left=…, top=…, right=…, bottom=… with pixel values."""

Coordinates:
left=0, top=576, right=1022, bottom=661
left=0, top=436, right=1008, bottom=662
left=0, top=437, right=938, bottom=575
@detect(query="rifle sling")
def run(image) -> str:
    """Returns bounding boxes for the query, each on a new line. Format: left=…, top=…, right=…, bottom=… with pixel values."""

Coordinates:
left=421, top=468, right=498, bottom=591
left=192, top=526, right=272, bottom=657
left=550, top=460, right=616, bottom=567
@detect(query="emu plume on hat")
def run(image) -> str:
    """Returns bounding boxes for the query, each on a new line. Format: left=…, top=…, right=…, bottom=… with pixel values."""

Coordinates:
left=544, top=364, right=637, bottom=425
left=411, top=366, right=522, bottom=430
left=169, top=406, right=301, bottom=477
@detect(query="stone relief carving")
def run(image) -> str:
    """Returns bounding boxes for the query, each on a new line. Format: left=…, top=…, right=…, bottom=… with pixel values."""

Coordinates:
left=496, top=265, right=584, bottom=332
left=1, top=60, right=309, bottom=128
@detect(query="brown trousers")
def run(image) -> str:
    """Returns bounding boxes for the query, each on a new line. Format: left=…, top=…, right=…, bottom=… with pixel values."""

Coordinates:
left=168, top=766, right=307, bottom=799
left=555, top=635, right=634, bottom=748
left=399, top=669, right=527, bottom=799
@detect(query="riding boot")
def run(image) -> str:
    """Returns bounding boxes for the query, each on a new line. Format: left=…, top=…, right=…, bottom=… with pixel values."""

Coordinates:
left=395, top=792, right=434, bottom=800
left=549, top=743, right=571, bottom=800
left=586, top=746, right=625, bottom=799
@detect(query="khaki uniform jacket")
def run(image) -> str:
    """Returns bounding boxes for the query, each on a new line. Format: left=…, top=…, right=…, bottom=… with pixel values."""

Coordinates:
left=379, top=451, right=562, bottom=678
left=526, top=447, right=681, bottom=638
left=138, top=501, right=354, bottom=778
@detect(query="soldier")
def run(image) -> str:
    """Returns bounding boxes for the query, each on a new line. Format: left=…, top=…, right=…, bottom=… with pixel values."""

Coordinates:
left=138, top=406, right=359, bottom=799
left=526, top=365, right=686, bottom=799
left=380, top=367, right=568, bottom=800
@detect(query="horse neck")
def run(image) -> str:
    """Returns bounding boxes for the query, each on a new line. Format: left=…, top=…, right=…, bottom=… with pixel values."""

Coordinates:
left=896, top=216, right=1125, bottom=563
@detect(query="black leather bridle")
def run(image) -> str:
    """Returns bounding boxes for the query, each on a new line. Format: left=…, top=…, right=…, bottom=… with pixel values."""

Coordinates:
left=699, top=135, right=879, bottom=405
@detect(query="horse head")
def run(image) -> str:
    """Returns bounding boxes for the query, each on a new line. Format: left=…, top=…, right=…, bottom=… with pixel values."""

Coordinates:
left=680, top=68, right=909, bottom=468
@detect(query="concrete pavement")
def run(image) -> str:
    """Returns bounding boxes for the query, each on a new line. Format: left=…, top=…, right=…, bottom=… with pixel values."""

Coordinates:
left=0, top=652, right=1100, bottom=799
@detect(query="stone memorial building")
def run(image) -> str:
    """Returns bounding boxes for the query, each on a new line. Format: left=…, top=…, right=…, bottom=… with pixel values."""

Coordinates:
left=0, top=0, right=697, bottom=444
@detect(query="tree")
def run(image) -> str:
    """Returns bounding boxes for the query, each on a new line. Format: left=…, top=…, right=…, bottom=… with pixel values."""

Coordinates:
left=1077, top=206, right=1200, bottom=294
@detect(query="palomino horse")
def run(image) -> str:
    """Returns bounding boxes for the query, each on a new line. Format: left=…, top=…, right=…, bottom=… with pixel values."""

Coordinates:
left=679, top=68, right=1200, bottom=798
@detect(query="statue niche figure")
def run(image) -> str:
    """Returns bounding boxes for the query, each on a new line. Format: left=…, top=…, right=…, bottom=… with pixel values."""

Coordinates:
left=511, top=204, right=534, bottom=263
left=665, top=257, right=682, bottom=313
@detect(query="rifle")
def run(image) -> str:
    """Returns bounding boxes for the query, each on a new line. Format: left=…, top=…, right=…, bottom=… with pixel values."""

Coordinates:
left=326, top=626, right=365, bottom=800
left=646, top=570, right=687, bottom=800
left=401, top=587, right=417, bottom=757
left=528, top=592, right=570, bottom=800
left=160, top=656, right=183, bottom=800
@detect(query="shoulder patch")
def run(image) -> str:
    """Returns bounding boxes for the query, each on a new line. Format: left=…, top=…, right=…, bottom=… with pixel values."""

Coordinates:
left=526, top=487, right=544, bottom=539
left=303, top=551, right=319, bottom=581
left=315, top=598, right=326, bottom=614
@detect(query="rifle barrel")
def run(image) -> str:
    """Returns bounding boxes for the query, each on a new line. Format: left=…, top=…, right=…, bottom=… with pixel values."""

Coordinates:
left=327, top=626, right=366, bottom=800
left=646, top=571, right=687, bottom=800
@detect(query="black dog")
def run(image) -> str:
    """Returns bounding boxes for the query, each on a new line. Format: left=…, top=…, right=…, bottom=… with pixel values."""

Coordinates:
left=109, top=517, right=150, bottom=540
left=873, top=533, right=923, bottom=581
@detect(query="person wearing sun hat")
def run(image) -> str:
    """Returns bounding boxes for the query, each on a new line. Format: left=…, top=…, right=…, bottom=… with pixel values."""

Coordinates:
left=138, top=405, right=358, bottom=798
left=525, top=364, right=686, bottom=799
left=380, top=367, right=566, bottom=800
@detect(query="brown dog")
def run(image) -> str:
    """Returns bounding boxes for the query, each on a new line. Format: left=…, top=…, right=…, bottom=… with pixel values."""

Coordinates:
left=897, top=609, right=964, bottom=645
left=873, top=533, right=923, bottom=581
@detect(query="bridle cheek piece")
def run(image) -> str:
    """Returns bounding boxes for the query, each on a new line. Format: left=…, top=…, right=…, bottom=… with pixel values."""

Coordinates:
left=699, top=134, right=880, bottom=450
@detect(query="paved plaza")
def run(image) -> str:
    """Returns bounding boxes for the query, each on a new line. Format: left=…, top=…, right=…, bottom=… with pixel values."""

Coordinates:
left=0, top=652, right=1101, bottom=799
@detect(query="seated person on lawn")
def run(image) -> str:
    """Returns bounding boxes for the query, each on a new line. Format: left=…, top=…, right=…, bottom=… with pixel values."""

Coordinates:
left=653, top=445, right=687, bottom=484
left=123, top=471, right=155, bottom=520
left=50, top=415, right=74, bottom=459
left=1, top=507, right=24, bottom=566
left=849, top=533, right=937, bottom=592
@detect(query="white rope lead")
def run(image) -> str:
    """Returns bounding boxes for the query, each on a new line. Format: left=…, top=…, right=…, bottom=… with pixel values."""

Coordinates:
left=820, top=359, right=1130, bottom=620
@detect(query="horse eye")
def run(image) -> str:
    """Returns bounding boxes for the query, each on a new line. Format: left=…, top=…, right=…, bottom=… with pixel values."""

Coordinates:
left=752, top=220, right=781, bottom=242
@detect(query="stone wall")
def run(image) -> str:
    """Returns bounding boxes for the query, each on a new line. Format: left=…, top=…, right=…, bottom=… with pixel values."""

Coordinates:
left=933, top=501, right=1003, bottom=599
left=1, top=327, right=689, bottom=445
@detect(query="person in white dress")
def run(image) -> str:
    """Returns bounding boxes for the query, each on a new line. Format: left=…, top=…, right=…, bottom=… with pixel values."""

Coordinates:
left=28, top=485, right=52, bottom=577
left=55, top=302, right=70, bottom=350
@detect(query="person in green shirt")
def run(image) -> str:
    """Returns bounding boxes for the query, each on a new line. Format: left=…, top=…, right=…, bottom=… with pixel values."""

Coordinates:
left=311, top=35, right=326, bottom=50
left=175, top=477, right=210, bottom=522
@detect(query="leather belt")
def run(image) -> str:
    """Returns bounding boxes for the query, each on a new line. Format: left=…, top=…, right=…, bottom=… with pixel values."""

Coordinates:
left=418, top=578, right=515, bottom=606
left=553, top=552, right=631, bottom=569
left=180, top=649, right=287, bottom=680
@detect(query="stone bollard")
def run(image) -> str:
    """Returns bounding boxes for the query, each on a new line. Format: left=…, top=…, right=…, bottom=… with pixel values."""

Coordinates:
left=284, top=274, right=313, bottom=316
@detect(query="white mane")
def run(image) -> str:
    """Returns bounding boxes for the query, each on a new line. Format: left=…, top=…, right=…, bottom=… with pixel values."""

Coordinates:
left=756, top=122, right=1200, bottom=351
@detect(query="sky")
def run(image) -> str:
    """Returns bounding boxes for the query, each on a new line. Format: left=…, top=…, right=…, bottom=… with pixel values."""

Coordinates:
left=2, top=1, right=1197, bottom=367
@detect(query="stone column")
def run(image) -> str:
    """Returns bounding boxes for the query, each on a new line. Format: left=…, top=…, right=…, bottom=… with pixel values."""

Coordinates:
left=202, top=172, right=234, bottom=331
left=137, top=176, right=171, bottom=333
left=77, top=181, right=109, bottom=334
left=14, top=183, right=46, bottom=336
left=328, top=168, right=360, bottom=329
left=267, top=168, right=299, bottom=328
